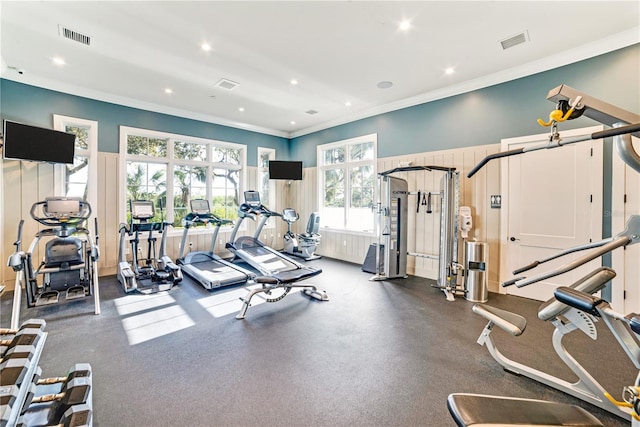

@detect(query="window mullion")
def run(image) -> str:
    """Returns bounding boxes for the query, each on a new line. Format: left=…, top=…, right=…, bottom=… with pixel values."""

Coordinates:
left=344, top=165, right=350, bottom=228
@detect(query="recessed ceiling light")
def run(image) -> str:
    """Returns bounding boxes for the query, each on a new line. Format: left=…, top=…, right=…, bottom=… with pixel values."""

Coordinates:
left=398, top=20, right=412, bottom=32
left=52, top=57, right=65, bottom=66
left=445, top=67, right=455, bottom=75
left=238, top=107, right=245, bottom=112
left=290, top=121, right=296, bottom=125
left=377, top=81, right=393, bottom=89
left=201, top=42, right=212, bottom=51
left=164, top=88, right=173, bottom=94
left=290, top=79, right=298, bottom=85
left=345, top=101, right=352, bottom=107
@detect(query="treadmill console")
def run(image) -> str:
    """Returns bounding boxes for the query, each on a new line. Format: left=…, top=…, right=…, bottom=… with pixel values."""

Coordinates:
left=244, top=191, right=261, bottom=208
left=190, top=199, right=211, bottom=215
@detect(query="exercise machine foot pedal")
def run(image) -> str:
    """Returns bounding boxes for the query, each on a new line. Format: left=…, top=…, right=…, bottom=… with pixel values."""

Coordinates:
left=66, top=286, right=86, bottom=300
left=35, top=291, right=59, bottom=306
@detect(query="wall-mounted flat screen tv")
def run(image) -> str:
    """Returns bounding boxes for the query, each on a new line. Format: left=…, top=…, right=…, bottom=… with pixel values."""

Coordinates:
left=268, top=160, right=303, bottom=180
left=2, top=120, right=76, bottom=164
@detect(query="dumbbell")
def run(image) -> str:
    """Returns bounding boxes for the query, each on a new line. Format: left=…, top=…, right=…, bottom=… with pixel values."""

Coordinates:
left=0, top=319, right=46, bottom=337
left=28, top=364, right=92, bottom=425
left=1, top=328, right=46, bottom=363
left=36, top=364, right=91, bottom=388
left=56, top=402, right=93, bottom=427
left=1, top=384, right=20, bottom=424
left=1, top=319, right=46, bottom=360
left=0, top=329, right=46, bottom=390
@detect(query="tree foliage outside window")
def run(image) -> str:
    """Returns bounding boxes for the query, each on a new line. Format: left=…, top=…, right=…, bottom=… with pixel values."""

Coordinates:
left=318, top=135, right=376, bottom=232
left=258, top=148, right=276, bottom=212
left=63, top=125, right=90, bottom=199
left=122, top=128, right=245, bottom=227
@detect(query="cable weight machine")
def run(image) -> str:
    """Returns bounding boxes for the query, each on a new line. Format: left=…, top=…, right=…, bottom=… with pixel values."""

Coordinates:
left=368, top=165, right=464, bottom=301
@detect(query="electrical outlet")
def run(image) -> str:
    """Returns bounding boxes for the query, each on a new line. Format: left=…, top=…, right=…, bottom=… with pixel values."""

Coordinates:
left=277, top=233, right=281, bottom=238
left=219, top=239, right=223, bottom=245
left=343, top=240, right=347, bottom=246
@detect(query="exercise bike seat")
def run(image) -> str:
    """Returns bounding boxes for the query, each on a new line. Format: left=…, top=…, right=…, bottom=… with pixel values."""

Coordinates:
left=472, top=304, right=527, bottom=336
left=447, top=393, right=603, bottom=426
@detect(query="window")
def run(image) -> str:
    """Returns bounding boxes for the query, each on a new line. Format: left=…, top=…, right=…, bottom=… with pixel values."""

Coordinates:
left=120, top=127, right=246, bottom=226
left=257, top=147, right=276, bottom=210
left=54, top=115, right=98, bottom=214
left=317, top=134, right=376, bottom=232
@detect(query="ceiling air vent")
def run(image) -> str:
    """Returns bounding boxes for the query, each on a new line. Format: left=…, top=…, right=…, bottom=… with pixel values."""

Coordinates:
left=500, top=31, right=528, bottom=50
left=305, top=110, right=319, bottom=115
left=58, top=25, right=91, bottom=46
left=215, top=78, right=239, bottom=90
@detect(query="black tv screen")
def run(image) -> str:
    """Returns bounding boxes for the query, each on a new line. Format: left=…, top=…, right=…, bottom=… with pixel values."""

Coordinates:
left=2, top=120, right=76, bottom=164
left=268, top=160, right=303, bottom=180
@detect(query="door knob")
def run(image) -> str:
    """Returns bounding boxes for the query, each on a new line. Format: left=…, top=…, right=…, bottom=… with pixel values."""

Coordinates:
left=509, top=237, right=520, bottom=242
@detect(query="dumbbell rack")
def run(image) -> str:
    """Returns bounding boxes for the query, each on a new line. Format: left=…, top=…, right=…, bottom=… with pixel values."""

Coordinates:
left=0, top=319, right=93, bottom=427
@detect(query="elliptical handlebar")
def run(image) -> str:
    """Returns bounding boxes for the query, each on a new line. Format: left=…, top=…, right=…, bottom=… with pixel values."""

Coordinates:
left=30, top=197, right=92, bottom=227
left=13, top=219, right=25, bottom=250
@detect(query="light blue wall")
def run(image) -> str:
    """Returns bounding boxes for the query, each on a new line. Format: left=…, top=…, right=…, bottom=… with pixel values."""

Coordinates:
left=2, top=45, right=637, bottom=165
left=290, top=44, right=639, bottom=166
left=0, top=81, right=289, bottom=166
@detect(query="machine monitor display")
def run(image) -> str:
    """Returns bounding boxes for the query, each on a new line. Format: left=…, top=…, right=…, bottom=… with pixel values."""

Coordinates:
left=131, top=201, right=155, bottom=219
left=45, top=198, right=81, bottom=217
left=244, top=191, right=261, bottom=206
left=268, top=160, right=303, bottom=180
left=190, top=199, right=211, bottom=215
left=2, top=120, right=76, bottom=164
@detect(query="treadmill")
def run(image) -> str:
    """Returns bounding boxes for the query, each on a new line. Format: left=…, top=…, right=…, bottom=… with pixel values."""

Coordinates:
left=226, top=191, right=322, bottom=282
left=177, top=199, right=256, bottom=290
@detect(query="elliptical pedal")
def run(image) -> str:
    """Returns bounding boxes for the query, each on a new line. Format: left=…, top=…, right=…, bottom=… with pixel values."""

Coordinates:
left=35, top=291, right=59, bottom=306
left=65, top=286, right=86, bottom=300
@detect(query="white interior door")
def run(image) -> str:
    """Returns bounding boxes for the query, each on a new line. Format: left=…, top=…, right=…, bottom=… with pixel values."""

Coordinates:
left=500, top=126, right=603, bottom=301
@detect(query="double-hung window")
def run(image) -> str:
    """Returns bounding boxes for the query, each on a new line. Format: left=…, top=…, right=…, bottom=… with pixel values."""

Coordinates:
left=120, top=126, right=245, bottom=226
left=53, top=115, right=98, bottom=214
left=317, top=134, right=376, bottom=233
left=257, top=147, right=276, bottom=211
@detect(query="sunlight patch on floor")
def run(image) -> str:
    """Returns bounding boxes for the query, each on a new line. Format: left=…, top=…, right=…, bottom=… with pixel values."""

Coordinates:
left=114, top=292, right=176, bottom=316
left=115, top=292, right=195, bottom=345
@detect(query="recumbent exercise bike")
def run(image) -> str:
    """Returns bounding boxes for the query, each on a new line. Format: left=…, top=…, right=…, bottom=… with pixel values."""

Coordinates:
left=281, top=208, right=321, bottom=261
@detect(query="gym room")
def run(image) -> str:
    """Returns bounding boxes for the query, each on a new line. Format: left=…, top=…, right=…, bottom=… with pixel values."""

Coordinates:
left=0, top=2, right=639, bottom=426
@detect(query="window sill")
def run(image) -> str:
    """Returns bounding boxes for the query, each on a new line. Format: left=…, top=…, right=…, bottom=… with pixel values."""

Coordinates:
left=320, top=227, right=375, bottom=237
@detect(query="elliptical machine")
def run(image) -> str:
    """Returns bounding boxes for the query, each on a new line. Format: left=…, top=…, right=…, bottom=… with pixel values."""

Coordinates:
left=7, top=197, right=101, bottom=318
left=117, top=200, right=182, bottom=294
left=281, top=209, right=321, bottom=261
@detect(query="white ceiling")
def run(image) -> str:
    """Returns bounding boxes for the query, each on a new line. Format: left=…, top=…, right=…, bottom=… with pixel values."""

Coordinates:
left=1, top=1, right=638, bottom=138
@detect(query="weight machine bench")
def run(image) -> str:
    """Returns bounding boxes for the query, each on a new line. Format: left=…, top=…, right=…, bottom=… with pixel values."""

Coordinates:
left=236, top=272, right=328, bottom=320
left=447, top=393, right=603, bottom=426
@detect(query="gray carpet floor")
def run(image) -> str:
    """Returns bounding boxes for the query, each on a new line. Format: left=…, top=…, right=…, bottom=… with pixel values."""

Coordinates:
left=0, top=257, right=634, bottom=426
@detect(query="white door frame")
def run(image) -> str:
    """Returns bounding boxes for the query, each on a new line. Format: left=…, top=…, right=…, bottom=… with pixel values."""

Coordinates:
left=611, top=135, right=640, bottom=313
